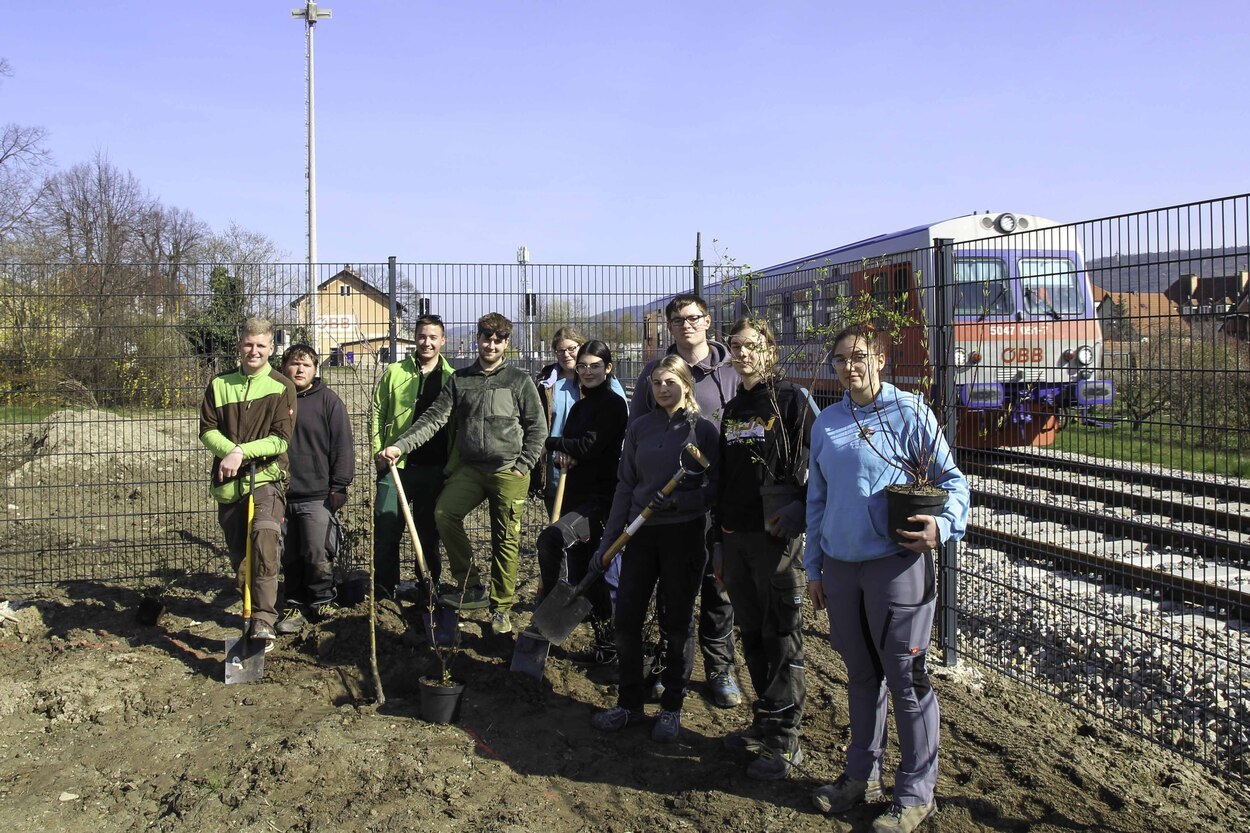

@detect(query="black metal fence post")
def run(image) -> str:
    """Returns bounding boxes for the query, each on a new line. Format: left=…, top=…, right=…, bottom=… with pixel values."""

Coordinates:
left=933, top=237, right=959, bottom=667
left=387, top=255, right=397, bottom=364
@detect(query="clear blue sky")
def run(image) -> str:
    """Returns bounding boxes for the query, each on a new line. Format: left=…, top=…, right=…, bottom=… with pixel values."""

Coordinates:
left=5, top=1, right=1247, bottom=268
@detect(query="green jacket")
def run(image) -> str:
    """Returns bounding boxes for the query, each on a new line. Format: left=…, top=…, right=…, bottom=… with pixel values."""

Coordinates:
left=392, top=359, right=547, bottom=474
left=371, top=353, right=456, bottom=468
left=199, top=363, right=297, bottom=504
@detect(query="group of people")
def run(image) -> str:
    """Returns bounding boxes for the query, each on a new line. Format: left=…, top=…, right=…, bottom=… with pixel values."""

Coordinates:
left=200, top=296, right=969, bottom=833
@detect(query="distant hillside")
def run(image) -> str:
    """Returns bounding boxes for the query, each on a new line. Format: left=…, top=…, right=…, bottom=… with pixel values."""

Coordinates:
left=1088, top=245, right=1249, bottom=294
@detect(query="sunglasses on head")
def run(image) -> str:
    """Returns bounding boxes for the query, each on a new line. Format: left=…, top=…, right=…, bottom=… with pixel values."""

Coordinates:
left=479, top=329, right=511, bottom=342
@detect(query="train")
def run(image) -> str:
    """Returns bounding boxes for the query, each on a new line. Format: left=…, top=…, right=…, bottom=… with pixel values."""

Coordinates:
left=640, top=212, right=1115, bottom=447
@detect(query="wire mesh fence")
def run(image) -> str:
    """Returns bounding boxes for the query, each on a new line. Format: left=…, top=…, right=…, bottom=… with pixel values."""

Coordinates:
left=2, top=193, right=1249, bottom=779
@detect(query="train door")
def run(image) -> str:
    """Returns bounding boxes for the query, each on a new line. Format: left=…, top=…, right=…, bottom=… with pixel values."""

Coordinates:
left=848, top=260, right=926, bottom=390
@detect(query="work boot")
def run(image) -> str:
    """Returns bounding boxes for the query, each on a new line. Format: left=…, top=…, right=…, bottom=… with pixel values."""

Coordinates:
left=746, top=744, right=803, bottom=780
left=250, top=620, right=276, bottom=653
left=723, top=724, right=764, bottom=752
left=312, top=601, right=341, bottom=622
left=275, top=605, right=306, bottom=635
left=570, top=617, right=617, bottom=665
left=812, top=773, right=887, bottom=815
left=872, top=801, right=937, bottom=833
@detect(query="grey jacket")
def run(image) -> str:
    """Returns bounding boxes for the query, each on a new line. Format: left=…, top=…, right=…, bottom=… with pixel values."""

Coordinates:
left=630, top=340, right=740, bottom=429
left=392, top=359, right=547, bottom=475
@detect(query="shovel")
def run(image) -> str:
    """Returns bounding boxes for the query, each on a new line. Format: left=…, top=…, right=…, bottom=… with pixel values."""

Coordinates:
left=225, top=470, right=265, bottom=684
left=390, top=460, right=459, bottom=646
left=524, top=443, right=711, bottom=666
left=510, top=467, right=568, bottom=678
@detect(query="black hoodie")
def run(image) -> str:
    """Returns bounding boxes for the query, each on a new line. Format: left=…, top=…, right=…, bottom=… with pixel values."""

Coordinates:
left=287, top=378, right=356, bottom=502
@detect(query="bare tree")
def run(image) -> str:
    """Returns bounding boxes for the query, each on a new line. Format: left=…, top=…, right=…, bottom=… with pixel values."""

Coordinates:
left=0, top=58, right=53, bottom=246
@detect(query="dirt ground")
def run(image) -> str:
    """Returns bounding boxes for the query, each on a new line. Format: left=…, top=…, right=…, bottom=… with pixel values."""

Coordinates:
left=2, top=559, right=1248, bottom=833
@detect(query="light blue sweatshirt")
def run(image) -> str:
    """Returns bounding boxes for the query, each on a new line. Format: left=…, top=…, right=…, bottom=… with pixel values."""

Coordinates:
left=803, top=382, right=970, bottom=580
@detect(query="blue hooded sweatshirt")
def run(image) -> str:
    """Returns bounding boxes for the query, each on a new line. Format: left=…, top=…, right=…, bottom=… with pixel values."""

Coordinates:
left=803, top=382, right=970, bottom=580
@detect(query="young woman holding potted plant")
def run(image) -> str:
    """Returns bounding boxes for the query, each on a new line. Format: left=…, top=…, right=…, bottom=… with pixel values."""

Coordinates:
left=590, top=355, right=719, bottom=743
left=805, top=323, right=969, bottom=833
left=716, top=317, right=818, bottom=780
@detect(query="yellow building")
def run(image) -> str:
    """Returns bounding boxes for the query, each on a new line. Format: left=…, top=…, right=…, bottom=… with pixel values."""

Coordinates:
left=289, top=267, right=408, bottom=366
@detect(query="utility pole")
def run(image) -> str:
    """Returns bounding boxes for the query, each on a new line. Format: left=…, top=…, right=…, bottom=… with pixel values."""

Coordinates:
left=291, top=1, right=331, bottom=354
left=517, top=246, right=533, bottom=360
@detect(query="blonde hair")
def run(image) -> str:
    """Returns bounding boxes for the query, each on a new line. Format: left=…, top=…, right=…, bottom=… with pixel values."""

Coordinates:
left=652, top=354, right=699, bottom=416
left=240, top=317, right=274, bottom=342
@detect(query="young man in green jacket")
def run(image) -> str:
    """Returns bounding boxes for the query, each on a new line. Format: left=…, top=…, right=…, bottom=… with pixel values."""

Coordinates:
left=199, top=318, right=297, bottom=651
left=371, top=314, right=456, bottom=601
left=379, top=312, right=546, bottom=636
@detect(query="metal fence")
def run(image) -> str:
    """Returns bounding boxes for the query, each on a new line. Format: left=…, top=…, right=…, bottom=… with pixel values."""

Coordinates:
left=2, top=194, right=1249, bottom=780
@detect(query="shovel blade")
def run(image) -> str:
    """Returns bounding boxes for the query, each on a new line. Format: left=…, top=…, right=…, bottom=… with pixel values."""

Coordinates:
left=510, top=630, right=551, bottom=679
left=224, top=633, right=265, bottom=684
left=420, top=604, right=461, bottom=648
left=530, top=581, right=593, bottom=646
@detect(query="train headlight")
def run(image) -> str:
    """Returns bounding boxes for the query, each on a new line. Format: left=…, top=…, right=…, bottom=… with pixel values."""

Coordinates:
left=1074, top=345, right=1094, bottom=366
left=996, top=213, right=1017, bottom=233
left=970, top=350, right=982, bottom=365
left=954, top=347, right=967, bottom=367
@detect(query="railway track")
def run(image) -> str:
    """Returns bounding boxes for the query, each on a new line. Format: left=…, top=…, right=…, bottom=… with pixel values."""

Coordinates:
left=959, top=447, right=1250, bottom=618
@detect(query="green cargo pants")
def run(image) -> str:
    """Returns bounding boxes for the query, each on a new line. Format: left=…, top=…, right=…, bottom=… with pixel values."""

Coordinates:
left=434, top=464, right=529, bottom=614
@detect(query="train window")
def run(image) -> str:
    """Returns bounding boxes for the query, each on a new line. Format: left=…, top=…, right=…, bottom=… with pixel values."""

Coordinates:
left=766, top=297, right=784, bottom=342
left=1019, top=257, right=1082, bottom=316
left=823, top=281, right=851, bottom=327
left=954, top=258, right=1012, bottom=316
left=793, top=289, right=814, bottom=340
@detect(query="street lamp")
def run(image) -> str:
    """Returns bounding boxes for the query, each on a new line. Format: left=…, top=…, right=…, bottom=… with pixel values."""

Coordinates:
left=291, top=1, right=331, bottom=354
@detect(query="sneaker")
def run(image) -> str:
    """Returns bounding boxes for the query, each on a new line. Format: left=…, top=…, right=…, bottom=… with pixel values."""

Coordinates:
left=250, top=620, right=276, bottom=653
left=812, top=773, right=887, bottom=815
left=872, top=801, right=937, bottom=833
left=652, top=709, right=681, bottom=743
left=746, top=744, right=803, bottom=781
left=312, top=601, right=341, bottom=622
left=708, top=669, right=744, bottom=708
left=440, top=584, right=489, bottom=611
left=648, top=677, right=665, bottom=702
left=488, top=610, right=512, bottom=635
left=591, top=705, right=643, bottom=732
left=275, top=606, right=306, bottom=635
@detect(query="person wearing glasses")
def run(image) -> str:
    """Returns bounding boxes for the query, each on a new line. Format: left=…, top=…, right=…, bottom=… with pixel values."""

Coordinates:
left=533, top=341, right=629, bottom=664
left=806, top=324, right=969, bottom=833
left=591, top=355, right=719, bottom=743
left=533, top=327, right=627, bottom=517
left=716, top=317, right=818, bottom=780
left=630, top=294, right=743, bottom=709
left=379, top=313, right=547, bottom=637
left=371, top=314, right=455, bottom=603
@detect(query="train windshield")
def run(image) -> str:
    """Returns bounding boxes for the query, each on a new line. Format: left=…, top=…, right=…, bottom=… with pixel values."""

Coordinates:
left=953, top=257, right=1012, bottom=317
left=1018, top=257, right=1082, bottom=317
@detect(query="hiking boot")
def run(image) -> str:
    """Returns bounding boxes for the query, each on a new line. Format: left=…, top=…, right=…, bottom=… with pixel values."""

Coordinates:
left=488, top=610, right=512, bottom=635
left=648, top=677, right=665, bottom=702
left=275, top=605, right=306, bottom=635
left=652, top=709, right=682, bottom=743
left=708, top=669, right=744, bottom=708
left=746, top=744, right=803, bottom=781
left=570, top=617, right=617, bottom=665
left=591, top=705, right=643, bottom=732
left=812, top=773, right=887, bottom=815
left=441, top=584, right=489, bottom=611
left=872, top=801, right=937, bottom=833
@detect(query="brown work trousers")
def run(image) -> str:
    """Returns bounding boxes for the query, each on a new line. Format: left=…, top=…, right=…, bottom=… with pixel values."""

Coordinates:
left=218, top=482, right=285, bottom=627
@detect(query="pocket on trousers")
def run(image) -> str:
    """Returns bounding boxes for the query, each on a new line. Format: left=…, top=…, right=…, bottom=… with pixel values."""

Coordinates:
left=770, top=568, right=806, bottom=634
left=878, top=599, right=935, bottom=658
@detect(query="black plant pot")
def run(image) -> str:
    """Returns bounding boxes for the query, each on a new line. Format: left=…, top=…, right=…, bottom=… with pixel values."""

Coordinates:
left=885, top=484, right=948, bottom=545
left=418, top=677, right=465, bottom=724
left=135, top=594, right=167, bottom=627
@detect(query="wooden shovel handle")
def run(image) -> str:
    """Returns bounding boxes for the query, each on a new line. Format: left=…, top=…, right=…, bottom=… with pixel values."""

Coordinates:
left=388, top=460, right=433, bottom=583
left=552, top=468, right=568, bottom=523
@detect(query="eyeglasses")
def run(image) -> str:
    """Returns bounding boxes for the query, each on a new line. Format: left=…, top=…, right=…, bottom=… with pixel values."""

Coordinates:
left=831, top=353, right=875, bottom=368
left=478, top=330, right=511, bottom=343
left=728, top=339, right=764, bottom=353
left=575, top=362, right=605, bottom=373
left=555, top=345, right=581, bottom=355
left=668, top=314, right=707, bottom=327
